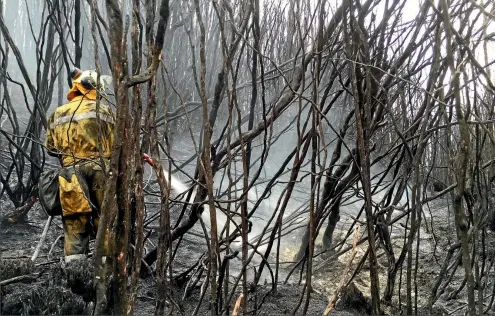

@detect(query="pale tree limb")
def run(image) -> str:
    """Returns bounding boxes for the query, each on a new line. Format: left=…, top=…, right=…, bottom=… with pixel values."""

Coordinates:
left=31, top=216, right=53, bottom=262
left=323, top=226, right=361, bottom=316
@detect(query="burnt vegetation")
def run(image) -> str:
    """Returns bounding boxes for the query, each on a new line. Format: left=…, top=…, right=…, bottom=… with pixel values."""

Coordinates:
left=1, top=0, right=495, bottom=315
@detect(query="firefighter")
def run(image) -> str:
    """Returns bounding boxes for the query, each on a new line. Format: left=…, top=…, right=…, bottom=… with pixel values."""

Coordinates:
left=45, top=68, right=114, bottom=263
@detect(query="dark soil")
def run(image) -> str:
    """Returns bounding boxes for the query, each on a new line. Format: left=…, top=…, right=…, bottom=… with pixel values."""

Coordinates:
left=0, top=256, right=364, bottom=316
left=133, top=281, right=365, bottom=316
left=0, top=194, right=472, bottom=315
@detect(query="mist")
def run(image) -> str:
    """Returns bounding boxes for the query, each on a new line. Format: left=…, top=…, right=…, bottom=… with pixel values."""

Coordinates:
left=1, top=0, right=495, bottom=315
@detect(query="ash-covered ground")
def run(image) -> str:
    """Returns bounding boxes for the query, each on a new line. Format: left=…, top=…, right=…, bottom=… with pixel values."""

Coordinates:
left=0, top=199, right=364, bottom=315
left=2, top=191, right=492, bottom=315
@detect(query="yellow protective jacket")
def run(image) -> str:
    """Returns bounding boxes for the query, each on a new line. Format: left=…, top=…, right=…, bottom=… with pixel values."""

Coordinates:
left=46, top=95, right=115, bottom=166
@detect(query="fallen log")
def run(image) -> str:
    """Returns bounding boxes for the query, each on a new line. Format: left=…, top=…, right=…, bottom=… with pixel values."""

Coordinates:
left=0, top=272, right=41, bottom=287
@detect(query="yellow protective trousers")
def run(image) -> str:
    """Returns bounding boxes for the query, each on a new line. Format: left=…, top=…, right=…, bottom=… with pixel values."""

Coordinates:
left=59, top=162, right=106, bottom=256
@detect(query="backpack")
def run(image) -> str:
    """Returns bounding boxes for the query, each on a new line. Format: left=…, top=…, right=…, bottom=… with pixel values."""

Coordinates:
left=38, top=169, right=62, bottom=216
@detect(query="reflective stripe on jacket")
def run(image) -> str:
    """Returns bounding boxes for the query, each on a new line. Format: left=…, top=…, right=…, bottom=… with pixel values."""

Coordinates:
left=46, top=96, right=115, bottom=166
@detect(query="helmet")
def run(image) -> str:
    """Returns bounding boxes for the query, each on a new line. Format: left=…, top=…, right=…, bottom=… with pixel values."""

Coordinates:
left=67, top=68, right=112, bottom=101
